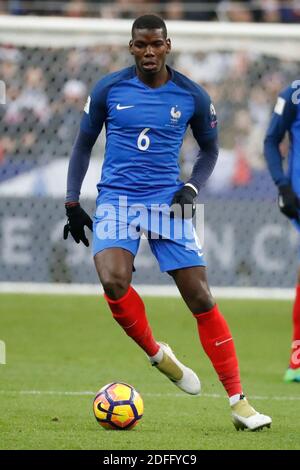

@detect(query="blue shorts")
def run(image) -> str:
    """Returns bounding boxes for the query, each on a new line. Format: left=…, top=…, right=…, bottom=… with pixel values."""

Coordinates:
left=92, top=202, right=205, bottom=272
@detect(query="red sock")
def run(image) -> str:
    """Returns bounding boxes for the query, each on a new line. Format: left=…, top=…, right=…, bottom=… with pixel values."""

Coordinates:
left=104, top=286, right=159, bottom=357
left=290, top=285, right=300, bottom=369
left=194, top=304, right=242, bottom=398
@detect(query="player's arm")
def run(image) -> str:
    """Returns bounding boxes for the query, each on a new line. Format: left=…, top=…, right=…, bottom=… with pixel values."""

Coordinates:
left=171, top=90, right=218, bottom=218
left=264, top=84, right=299, bottom=220
left=64, top=84, right=106, bottom=246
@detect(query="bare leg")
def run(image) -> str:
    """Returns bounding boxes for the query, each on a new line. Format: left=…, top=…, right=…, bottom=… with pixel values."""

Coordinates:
left=94, top=247, right=134, bottom=299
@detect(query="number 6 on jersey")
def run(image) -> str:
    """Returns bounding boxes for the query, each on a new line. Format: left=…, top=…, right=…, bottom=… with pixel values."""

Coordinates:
left=137, top=127, right=150, bottom=151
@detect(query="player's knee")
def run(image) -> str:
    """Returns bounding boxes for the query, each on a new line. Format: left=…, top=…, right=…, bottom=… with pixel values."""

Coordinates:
left=101, top=269, right=131, bottom=299
left=190, top=296, right=214, bottom=313
left=186, top=285, right=214, bottom=314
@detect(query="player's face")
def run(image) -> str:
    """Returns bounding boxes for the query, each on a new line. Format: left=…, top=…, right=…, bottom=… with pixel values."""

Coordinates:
left=129, top=29, right=171, bottom=76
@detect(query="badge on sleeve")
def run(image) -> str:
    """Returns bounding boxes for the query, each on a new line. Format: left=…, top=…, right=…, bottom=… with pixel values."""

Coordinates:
left=274, top=96, right=285, bottom=115
left=84, top=96, right=91, bottom=114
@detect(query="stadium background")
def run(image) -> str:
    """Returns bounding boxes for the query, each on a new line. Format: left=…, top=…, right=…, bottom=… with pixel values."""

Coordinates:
left=1, top=2, right=300, bottom=290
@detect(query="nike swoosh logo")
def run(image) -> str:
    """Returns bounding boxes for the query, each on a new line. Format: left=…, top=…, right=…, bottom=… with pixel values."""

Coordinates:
left=116, top=104, right=135, bottom=110
left=97, top=402, right=122, bottom=416
left=215, top=338, right=232, bottom=347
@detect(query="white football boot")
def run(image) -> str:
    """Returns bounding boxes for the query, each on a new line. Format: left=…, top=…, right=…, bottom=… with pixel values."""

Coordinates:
left=150, top=342, right=201, bottom=395
left=231, top=396, right=272, bottom=431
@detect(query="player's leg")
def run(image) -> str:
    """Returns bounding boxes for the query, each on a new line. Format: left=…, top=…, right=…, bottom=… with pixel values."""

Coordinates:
left=95, top=247, right=200, bottom=392
left=170, top=266, right=242, bottom=397
left=94, top=247, right=160, bottom=357
left=148, top=221, right=236, bottom=398
left=170, top=265, right=272, bottom=431
left=95, top=247, right=200, bottom=394
left=284, top=265, right=300, bottom=382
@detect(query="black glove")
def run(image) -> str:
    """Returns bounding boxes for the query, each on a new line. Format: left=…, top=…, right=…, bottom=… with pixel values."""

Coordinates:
left=171, top=185, right=197, bottom=219
left=278, top=184, right=300, bottom=221
left=63, top=203, right=93, bottom=247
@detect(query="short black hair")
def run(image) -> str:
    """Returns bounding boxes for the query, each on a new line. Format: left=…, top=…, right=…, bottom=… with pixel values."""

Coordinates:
left=131, top=14, right=167, bottom=39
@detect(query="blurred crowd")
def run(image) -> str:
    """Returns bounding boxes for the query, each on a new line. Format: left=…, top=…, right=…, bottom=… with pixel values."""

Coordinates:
left=0, top=0, right=300, bottom=22
left=0, top=39, right=298, bottom=197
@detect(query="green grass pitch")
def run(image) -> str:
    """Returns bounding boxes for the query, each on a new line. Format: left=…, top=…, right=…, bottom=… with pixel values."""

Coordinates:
left=0, top=293, right=299, bottom=450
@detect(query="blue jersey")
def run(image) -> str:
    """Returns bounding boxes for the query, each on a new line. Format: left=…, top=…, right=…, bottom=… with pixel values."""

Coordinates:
left=264, top=83, right=300, bottom=193
left=80, top=65, right=217, bottom=205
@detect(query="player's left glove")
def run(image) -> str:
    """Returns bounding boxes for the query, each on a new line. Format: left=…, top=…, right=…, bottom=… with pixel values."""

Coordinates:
left=63, top=203, right=93, bottom=247
left=171, top=185, right=197, bottom=219
left=278, top=184, right=300, bottom=221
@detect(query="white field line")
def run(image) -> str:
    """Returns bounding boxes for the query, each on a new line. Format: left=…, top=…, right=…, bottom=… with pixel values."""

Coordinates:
left=0, top=390, right=299, bottom=401
left=0, top=282, right=295, bottom=300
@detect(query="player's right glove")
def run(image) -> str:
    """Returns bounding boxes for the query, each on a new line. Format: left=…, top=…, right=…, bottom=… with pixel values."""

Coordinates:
left=63, top=203, right=93, bottom=247
left=171, top=185, right=197, bottom=219
left=278, top=184, right=300, bottom=221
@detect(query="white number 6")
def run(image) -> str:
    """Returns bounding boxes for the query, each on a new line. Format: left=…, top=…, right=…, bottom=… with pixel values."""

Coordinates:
left=137, top=127, right=150, bottom=151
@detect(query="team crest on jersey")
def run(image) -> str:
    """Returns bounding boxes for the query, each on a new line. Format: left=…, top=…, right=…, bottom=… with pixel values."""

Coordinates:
left=170, top=106, right=181, bottom=125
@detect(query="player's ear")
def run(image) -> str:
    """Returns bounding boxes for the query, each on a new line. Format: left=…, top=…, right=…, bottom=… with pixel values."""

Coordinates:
left=166, top=38, right=171, bottom=54
left=129, top=39, right=134, bottom=54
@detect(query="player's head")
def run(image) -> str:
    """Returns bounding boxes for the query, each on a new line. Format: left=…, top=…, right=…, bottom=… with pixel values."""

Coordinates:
left=129, top=14, right=171, bottom=76
left=131, top=14, right=168, bottom=40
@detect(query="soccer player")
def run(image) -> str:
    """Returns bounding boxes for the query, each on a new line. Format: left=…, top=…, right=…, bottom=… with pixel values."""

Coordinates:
left=264, top=81, right=300, bottom=383
left=64, top=14, right=272, bottom=430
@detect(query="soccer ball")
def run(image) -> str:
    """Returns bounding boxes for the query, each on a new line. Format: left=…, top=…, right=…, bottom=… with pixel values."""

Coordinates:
left=93, top=382, right=144, bottom=430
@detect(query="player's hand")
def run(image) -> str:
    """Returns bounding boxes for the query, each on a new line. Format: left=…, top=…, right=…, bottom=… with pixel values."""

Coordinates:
left=171, top=185, right=197, bottom=219
left=278, top=184, right=300, bottom=221
left=63, top=203, right=93, bottom=247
